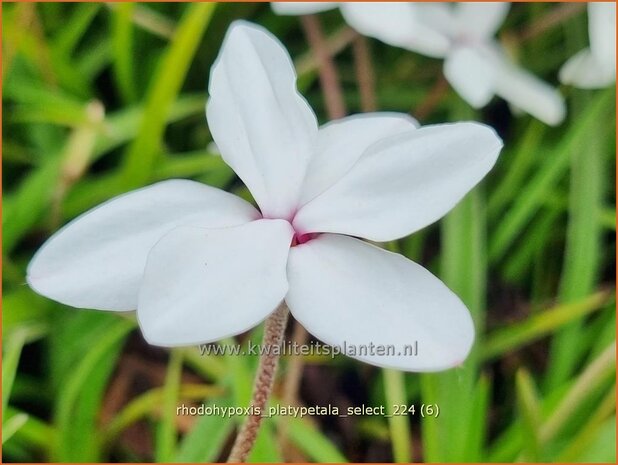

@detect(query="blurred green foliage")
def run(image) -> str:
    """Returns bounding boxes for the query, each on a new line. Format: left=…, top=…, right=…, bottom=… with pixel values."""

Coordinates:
left=2, top=2, right=616, bottom=463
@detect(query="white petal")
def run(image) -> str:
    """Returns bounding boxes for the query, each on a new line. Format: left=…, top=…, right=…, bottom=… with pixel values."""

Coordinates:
left=299, top=113, right=419, bottom=204
left=286, top=234, right=474, bottom=371
left=340, top=2, right=450, bottom=58
left=414, top=3, right=457, bottom=37
left=293, top=122, right=502, bottom=242
left=271, top=2, right=337, bottom=15
left=207, top=21, right=318, bottom=219
left=444, top=46, right=496, bottom=108
left=27, top=180, right=258, bottom=311
left=454, top=2, right=510, bottom=40
left=588, top=2, right=616, bottom=69
left=490, top=48, right=566, bottom=126
left=559, top=48, right=616, bottom=89
left=138, top=219, right=294, bottom=346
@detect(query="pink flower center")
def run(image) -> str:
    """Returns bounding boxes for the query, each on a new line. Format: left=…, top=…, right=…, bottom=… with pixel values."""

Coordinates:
left=290, top=231, right=318, bottom=247
left=262, top=209, right=319, bottom=247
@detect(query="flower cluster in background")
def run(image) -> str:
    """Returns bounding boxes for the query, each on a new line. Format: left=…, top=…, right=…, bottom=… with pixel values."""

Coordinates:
left=273, top=1, right=616, bottom=125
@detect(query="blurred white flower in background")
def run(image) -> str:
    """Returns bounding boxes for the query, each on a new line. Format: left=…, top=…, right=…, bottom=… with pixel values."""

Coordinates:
left=273, top=1, right=566, bottom=126
left=28, top=21, right=503, bottom=372
left=272, top=1, right=450, bottom=55
left=559, top=2, right=616, bottom=89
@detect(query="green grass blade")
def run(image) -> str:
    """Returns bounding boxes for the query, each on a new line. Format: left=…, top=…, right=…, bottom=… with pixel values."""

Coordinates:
left=557, top=385, right=615, bottom=461
left=75, top=39, right=111, bottom=81
left=2, top=331, right=27, bottom=421
left=600, top=208, right=616, bottom=230
left=103, top=384, right=221, bottom=447
left=155, top=350, right=183, bottom=462
left=2, top=157, right=63, bottom=254
left=182, top=346, right=228, bottom=382
left=515, top=369, right=542, bottom=461
left=571, top=417, right=616, bottom=462
left=482, top=290, right=611, bottom=361
left=284, top=415, right=349, bottom=462
left=421, top=184, right=486, bottom=462
left=93, top=93, right=205, bottom=161
left=154, top=151, right=224, bottom=177
left=51, top=3, right=100, bottom=57
left=545, top=102, right=609, bottom=389
left=3, top=78, right=89, bottom=126
left=3, top=406, right=55, bottom=453
left=502, top=206, right=561, bottom=283
left=487, top=120, right=545, bottom=219
left=3, top=108, right=102, bottom=254
left=119, top=2, right=216, bottom=189
left=175, top=397, right=234, bottom=462
left=57, top=94, right=205, bottom=219
left=467, top=374, right=491, bottom=461
left=488, top=89, right=614, bottom=262
left=587, top=304, right=616, bottom=360
left=2, top=413, right=29, bottom=444
left=383, top=368, right=411, bottom=462
left=2, top=288, right=53, bottom=341
left=111, top=3, right=137, bottom=103
left=490, top=342, right=615, bottom=462
left=247, top=421, right=282, bottom=462
left=53, top=317, right=133, bottom=461
left=105, top=3, right=176, bottom=39
left=540, top=341, right=615, bottom=444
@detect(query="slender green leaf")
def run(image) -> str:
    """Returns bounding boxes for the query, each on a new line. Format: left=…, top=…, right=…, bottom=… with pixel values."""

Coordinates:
left=3, top=406, right=55, bottom=452
left=422, top=184, right=486, bottom=462
left=103, top=384, right=222, bottom=447
left=2, top=331, right=27, bottom=421
left=51, top=3, right=100, bottom=57
left=515, top=369, right=542, bottom=461
left=111, top=3, right=137, bottom=103
left=247, top=421, right=282, bottom=462
left=546, top=103, right=608, bottom=389
left=53, top=317, right=133, bottom=461
left=175, top=397, right=234, bottom=462
left=489, top=89, right=613, bottom=262
left=3, top=108, right=102, bottom=253
left=482, top=291, right=611, bottom=361
left=120, top=2, right=216, bottom=188
left=558, top=386, right=616, bottom=461
left=383, top=369, right=411, bottom=462
left=487, top=120, right=545, bottom=219
left=573, top=417, right=616, bottom=462
left=540, top=342, right=615, bottom=443
left=2, top=413, right=29, bottom=444
left=155, top=350, right=183, bottom=462
left=284, top=415, right=348, bottom=462
left=105, top=3, right=176, bottom=39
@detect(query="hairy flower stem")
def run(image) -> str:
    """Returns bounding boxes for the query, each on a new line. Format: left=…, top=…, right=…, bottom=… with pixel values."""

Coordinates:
left=227, top=304, right=289, bottom=463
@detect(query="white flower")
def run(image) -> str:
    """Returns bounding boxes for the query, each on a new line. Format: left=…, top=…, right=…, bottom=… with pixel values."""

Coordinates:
left=272, top=2, right=566, bottom=126
left=27, top=21, right=503, bottom=372
left=559, top=2, right=616, bottom=89
left=272, top=1, right=450, bottom=56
